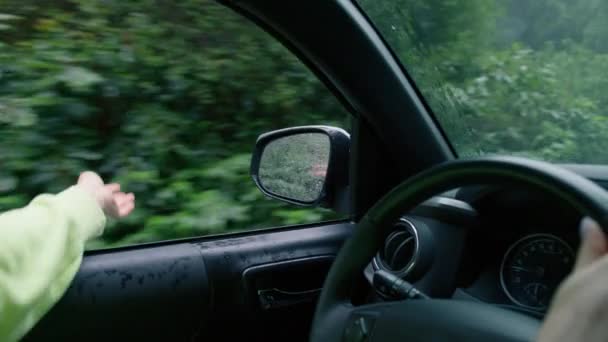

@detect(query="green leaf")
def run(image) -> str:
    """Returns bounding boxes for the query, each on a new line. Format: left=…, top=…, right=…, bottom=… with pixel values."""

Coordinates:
left=58, top=66, right=104, bottom=90
left=0, top=13, right=21, bottom=21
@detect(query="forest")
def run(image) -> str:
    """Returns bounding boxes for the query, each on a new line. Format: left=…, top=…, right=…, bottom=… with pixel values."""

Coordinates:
left=361, top=0, right=608, bottom=162
left=1, top=0, right=607, bottom=248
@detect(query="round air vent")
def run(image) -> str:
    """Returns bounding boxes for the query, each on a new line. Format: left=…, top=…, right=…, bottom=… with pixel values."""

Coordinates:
left=373, top=218, right=419, bottom=278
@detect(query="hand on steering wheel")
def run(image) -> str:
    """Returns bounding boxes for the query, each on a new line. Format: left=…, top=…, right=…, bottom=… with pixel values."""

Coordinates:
left=537, top=218, right=608, bottom=342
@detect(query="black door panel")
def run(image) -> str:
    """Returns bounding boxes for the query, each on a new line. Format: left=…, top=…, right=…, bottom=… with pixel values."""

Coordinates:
left=196, top=221, right=352, bottom=341
left=25, top=221, right=353, bottom=341
left=24, top=243, right=210, bottom=341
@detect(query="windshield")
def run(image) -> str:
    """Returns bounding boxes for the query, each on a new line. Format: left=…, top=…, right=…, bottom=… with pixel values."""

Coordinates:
left=358, top=0, right=608, bottom=164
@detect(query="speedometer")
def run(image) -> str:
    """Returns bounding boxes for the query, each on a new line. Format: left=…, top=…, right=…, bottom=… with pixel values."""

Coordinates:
left=500, top=234, right=574, bottom=311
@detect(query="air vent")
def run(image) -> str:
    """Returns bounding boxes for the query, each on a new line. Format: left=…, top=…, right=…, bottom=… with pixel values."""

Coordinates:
left=373, top=218, right=419, bottom=278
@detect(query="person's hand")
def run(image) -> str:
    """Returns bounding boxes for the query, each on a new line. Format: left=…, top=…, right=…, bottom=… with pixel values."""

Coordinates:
left=77, top=171, right=135, bottom=218
left=537, top=217, right=608, bottom=342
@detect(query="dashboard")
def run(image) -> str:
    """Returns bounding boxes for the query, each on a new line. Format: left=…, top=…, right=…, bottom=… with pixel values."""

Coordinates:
left=367, top=185, right=583, bottom=318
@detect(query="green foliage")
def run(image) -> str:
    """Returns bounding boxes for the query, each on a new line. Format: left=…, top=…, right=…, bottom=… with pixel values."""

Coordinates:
left=0, top=0, right=349, bottom=249
left=360, top=0, right=608, bottom=164
left=5, top=0, right=608, bottom=249
left=259, top=133, right=329, bottom=202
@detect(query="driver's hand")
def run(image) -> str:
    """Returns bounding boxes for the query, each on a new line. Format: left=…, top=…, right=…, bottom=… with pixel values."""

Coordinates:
left=537, top=218, right=608, bottom=342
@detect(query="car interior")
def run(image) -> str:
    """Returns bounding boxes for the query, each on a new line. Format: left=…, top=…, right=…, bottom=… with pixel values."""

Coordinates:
left=21, top=0, right=608, bottom=341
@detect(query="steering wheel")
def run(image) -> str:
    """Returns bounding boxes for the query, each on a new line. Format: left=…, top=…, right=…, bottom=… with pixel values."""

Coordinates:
left=310, top=156, right=608, bottom=342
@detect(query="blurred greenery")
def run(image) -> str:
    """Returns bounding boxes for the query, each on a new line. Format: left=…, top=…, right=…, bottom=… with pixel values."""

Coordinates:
left=259, top=133, right=329, bottom=202
left=4, top=0, right=608, bottom=249
left=359, top=0, right=608, bottom=163
left=0, top=0, right=350, bottom=249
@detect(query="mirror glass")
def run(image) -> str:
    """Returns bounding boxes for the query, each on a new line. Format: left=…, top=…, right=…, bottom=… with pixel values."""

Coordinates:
left=258, top=133, right=330, bottom=203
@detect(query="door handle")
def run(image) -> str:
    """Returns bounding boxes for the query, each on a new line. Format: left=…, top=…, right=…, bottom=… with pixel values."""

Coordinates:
left=257, top=287, right=322, bottom=310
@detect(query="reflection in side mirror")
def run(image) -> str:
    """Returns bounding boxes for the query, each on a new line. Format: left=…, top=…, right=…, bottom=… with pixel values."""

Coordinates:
left=258, top=133, right=330, bottom=203
left=251, top=126, right=350, bottom=208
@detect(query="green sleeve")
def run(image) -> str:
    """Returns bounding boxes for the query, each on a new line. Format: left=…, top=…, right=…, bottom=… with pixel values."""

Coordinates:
left=0, top=186, right=106, bottom=342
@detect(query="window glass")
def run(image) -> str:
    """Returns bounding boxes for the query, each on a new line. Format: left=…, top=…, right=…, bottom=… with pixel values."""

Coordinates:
left=359, top=0, right=608, bottom=164
left=0, top=0, right=350, bottom=249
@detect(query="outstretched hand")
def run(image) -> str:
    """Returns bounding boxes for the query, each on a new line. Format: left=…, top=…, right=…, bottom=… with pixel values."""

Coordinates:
left=537, top=218, right=608, bottom=342
left=77, top=171, right=135, bottom=218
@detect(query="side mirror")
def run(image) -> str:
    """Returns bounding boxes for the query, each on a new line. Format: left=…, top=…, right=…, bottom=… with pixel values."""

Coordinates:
left=250, top=126, right=350, bottom=210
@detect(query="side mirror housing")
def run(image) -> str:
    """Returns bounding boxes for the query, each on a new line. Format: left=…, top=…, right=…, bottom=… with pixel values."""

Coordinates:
left=250, top=126, right=350, bottom=212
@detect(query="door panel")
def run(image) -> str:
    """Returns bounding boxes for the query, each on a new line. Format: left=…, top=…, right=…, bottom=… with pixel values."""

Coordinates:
left=24, top=243, right=210, bottom=341
left=25, top=221, right=353, bottom=341
left=194, top=221, right=352, bottom=341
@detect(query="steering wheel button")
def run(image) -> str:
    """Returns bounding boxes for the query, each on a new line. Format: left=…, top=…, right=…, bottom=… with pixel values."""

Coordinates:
left=343, top=314, right=376, bottom=342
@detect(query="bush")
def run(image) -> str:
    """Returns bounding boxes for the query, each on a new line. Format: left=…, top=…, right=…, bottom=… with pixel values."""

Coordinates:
left=0, top=0, right=349, bottom=249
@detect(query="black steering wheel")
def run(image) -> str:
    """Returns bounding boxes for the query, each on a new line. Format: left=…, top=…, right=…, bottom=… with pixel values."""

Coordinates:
left=310, top=156, right=608, bottom=342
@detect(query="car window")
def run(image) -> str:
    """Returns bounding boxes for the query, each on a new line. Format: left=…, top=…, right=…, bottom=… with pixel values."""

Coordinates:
left=0, top=0, right=350, bottom=249
left=358, top=0, right=608, bottom=164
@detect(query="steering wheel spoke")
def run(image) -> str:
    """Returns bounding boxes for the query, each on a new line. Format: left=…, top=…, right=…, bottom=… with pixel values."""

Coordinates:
left=371, top=300, right=539, bottom=341
left=336, top=300, right=540, bottom=342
